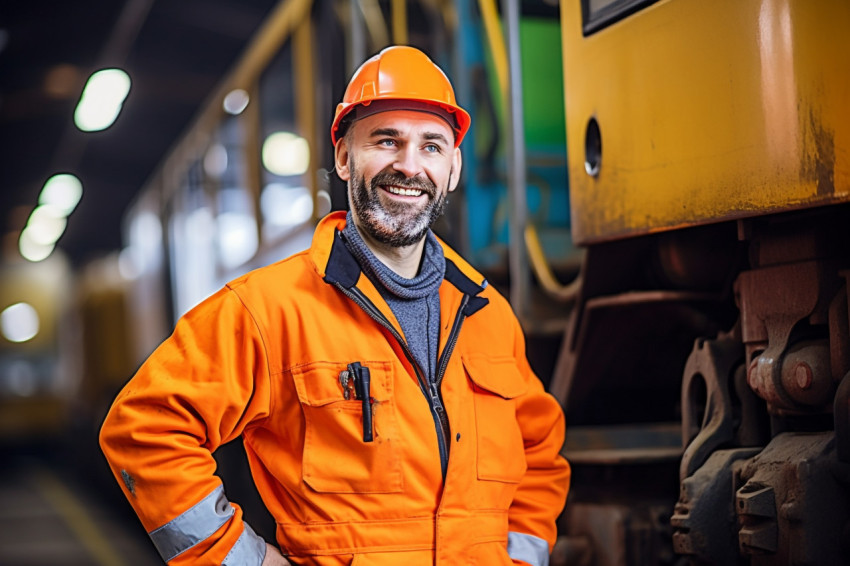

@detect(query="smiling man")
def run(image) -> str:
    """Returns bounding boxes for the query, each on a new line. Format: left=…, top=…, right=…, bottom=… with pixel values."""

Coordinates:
left=336, top=107, right=461, bottom=275
left=100, top=46, right=570, bottom=566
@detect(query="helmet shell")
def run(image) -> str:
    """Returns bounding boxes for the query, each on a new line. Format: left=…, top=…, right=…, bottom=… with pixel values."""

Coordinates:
left=331, top=46, right=471, bottom=147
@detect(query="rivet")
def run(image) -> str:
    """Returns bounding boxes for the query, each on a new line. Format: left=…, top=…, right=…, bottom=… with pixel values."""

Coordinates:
left=747, top=359, right=760, bottom=391
left=794, top=362, right=813, bottom=390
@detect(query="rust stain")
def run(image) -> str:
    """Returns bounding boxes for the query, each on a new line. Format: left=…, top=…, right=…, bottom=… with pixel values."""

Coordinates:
left=801, top=108, right=835, bottom=196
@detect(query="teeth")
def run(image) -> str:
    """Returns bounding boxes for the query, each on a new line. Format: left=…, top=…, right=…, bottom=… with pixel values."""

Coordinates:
left=386, top=186, right=423, bottom=197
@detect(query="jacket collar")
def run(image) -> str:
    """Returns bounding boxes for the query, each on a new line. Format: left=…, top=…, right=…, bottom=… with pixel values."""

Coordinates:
left=314, top=212, right=489, bottom=313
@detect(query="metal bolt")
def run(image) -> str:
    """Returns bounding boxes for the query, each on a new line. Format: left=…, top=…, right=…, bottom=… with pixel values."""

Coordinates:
left=748, top=359, right=760, bottom=391
left=794, top=362, right=813, bottom=390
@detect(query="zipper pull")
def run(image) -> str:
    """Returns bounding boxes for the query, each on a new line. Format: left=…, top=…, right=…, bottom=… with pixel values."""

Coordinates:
left=429, top=382, right=444, bottom=410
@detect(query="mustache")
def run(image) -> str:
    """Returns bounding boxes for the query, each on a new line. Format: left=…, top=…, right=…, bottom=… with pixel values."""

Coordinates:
left=370, top=169, right=436, bottom=197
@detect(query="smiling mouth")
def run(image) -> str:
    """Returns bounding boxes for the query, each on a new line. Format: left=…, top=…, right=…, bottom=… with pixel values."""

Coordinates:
left=384, top=185, right=425, bottom=197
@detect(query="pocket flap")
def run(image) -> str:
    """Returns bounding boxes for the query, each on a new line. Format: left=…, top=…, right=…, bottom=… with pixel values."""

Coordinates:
left=462, top=354, right=528, bottom=399
left=290, top=362, right=352, bottom=406
left=291, top=361, right=393, bottom=406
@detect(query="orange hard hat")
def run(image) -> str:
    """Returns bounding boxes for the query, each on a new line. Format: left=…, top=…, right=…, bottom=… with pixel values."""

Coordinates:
left=331, top=46, right=471, bottom=147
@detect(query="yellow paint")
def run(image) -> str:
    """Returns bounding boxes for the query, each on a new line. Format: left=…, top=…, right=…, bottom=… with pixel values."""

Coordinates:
left=560, top=0, right=850, bottom=244
left=391, top=0, right=408, bottom=45
left=478, top=0, right=509, bottom=97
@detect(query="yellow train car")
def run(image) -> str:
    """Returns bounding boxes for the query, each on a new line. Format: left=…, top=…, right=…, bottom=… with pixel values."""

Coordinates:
left=0, top=254, right=75, bottom=440
left=552, top=0, right=850, bottom=564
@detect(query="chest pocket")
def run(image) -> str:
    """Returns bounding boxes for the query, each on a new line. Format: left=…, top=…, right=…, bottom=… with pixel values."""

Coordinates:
left=290, top=361, right=402, bottom=493
left=463, top=354, right=528, bottom=483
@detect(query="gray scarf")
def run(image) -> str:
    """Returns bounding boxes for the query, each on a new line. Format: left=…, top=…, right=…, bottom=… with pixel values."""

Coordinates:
left=342, top=211, right=445, bottom=381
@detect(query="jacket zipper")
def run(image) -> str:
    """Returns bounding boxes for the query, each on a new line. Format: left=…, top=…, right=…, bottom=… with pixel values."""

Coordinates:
left=334, top=283, right=468, bottom=480
left=431, top=295, right=469, bottom=452
left=435, top=295, right=469, bottom=388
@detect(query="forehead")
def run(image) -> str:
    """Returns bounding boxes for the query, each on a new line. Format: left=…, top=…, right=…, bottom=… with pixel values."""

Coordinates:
left=349, top=109, right=455, bottom=141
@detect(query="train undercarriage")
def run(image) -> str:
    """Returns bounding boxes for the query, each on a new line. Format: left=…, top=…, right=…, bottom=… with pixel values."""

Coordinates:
left=551, top=205, right=850, bottom=565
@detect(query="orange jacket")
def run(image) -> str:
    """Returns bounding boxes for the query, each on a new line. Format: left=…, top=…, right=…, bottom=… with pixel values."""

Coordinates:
left=100, top=212, right=570, bottom=565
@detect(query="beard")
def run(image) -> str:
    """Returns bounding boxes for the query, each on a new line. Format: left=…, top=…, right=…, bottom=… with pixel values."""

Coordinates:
left=349, top=160, right=450, bottom=248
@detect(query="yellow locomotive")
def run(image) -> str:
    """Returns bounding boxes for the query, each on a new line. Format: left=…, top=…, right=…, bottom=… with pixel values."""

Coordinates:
left=552, top=0, right=850, bottom=564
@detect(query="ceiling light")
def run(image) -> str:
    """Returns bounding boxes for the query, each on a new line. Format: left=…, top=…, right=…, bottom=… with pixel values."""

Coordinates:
left=74, top=68, right=132, bottom=132
left=39, top=173, right=83, bottom=215
left=19, top=228, right=55, bottom=262
left=26, top=204, right=67, bottom=245
left=223, top=89, right=250, bottom=115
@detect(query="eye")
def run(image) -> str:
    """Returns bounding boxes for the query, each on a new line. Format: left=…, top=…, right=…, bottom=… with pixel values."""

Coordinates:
left=378, top=138, right=397, bottom=147
left=423, top=143, right=441, bottom=153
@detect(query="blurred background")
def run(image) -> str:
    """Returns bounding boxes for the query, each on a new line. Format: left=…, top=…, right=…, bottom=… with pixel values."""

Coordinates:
left=1, top=1, right=282, bottom=564
left=0, top=1, right=572, bottom=563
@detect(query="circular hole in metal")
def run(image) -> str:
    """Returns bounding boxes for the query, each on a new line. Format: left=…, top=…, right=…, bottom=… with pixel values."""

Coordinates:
left=584, top=117, right=601, bottom=177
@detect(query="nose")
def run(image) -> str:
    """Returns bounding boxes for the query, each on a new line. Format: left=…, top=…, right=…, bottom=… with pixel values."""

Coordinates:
left=392, top=145, right=423, bottom=179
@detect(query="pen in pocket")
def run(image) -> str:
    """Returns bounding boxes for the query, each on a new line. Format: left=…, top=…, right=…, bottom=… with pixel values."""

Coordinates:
left=339, top=362, right=374, bottom=442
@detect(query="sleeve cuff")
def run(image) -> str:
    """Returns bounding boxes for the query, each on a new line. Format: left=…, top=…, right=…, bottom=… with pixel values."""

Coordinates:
left=507, top=531, right=549, bottom=566
left=223, top=521, right=267, bottom=566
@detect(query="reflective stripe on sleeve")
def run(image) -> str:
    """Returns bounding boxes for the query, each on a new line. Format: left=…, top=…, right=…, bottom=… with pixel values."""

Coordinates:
left=223, top=521, right=267, bottom=566
left=148, top=484, right=234, bottom=561
left=507, top=531, right=550, bottom=566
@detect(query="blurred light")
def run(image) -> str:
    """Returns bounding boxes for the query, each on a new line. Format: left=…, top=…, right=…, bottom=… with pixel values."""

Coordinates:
left=26, top=204, right=67, bottom=245
left=39, top=173, right=83, bottom=215
left=127, top=210, right=163, bottom=277
left=217, top=212, right=258, bottom=269
left=44, top=64, right=80, bottom=99
left=1, top=302, right=40, bottom=343
left=19, top=228, right=55, bottom=262
left=223, top=89, right=250, bottom=115
left=74, top=68, right=132, bottom=132
left=118, top=247, right=140, bottom=280
left=187, top=207, right=216, bottom=247
left=130, top=211, right=163, bottom=249
left=204, top=144, right=228, bottom=178
left=261, top=184, right=313, bottom=226
left=6, top=360, right=38, bottom=397
left=262, top=132, right=310, bottom=176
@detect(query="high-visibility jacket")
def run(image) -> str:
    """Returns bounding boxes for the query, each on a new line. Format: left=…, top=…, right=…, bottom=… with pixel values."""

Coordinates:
left=100, top=211, right=570, bottom=565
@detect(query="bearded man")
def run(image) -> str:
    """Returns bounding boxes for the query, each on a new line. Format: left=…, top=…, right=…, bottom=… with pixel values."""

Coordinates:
left=100, top=45, right=570, bottom=566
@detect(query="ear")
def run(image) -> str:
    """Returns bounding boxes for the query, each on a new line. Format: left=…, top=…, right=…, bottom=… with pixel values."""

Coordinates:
left=334, top=139, right=351, bottom=181
left=448, top=147, right=462, bottom=192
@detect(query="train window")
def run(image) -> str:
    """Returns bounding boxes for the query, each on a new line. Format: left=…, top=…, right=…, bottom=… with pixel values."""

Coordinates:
left=257, top=40, right=314, bottom=243
left=206, top=116, right=259, bottom=271
left=121, top=192, right=169, bottom=364
left=169, top=160, right=218, bottom=318
left=581, top=0, right=659, bottom=35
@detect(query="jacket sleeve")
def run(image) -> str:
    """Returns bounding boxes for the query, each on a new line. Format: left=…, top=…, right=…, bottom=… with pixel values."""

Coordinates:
left=99, top=286, right=272, bottom=565
left=507, top=314, right=571, bottom=565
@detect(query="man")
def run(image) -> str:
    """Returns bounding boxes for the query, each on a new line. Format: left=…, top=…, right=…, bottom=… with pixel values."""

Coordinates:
left=100, top=45, right=570, bottom=566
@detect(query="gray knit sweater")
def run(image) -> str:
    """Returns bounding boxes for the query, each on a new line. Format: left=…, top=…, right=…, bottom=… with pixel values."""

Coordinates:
left=342, top=212, right=444, bottom=382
